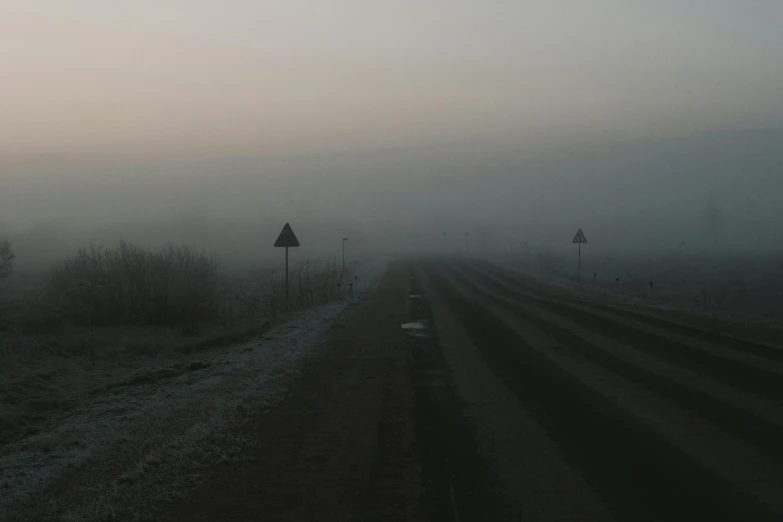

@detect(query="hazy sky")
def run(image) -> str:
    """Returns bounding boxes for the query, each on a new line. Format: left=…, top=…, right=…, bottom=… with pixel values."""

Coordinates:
left=2, top=1, right=782, bottom=159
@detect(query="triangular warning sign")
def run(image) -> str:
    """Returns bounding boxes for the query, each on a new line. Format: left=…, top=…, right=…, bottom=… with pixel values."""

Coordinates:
left=572, top=228, right=587, bottom=244
left=274, top=223, right=300, bottom=248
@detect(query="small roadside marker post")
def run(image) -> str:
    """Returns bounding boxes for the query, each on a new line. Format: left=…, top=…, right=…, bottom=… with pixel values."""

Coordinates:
left=572, top=228, right=587, bottom=284
left=274, top=223, right=301, bottom=310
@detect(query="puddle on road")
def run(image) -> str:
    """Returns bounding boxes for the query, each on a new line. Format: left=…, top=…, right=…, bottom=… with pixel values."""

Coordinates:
left=405, top=287, right=434, bottom=338
left=401, top=321, right=428, bottom=330
left=401, top=320, right=435, bottom=338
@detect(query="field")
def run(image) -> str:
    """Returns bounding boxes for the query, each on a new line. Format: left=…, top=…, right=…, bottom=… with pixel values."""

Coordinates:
left=0, top=240, right=374, bottom=520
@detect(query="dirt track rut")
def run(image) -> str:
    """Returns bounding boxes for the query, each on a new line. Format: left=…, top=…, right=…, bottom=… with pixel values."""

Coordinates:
left=422, top=258, right=783, bottom=521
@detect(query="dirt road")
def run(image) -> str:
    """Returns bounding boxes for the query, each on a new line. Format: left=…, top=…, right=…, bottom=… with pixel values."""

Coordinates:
left=8, top=258, right=782, bottom=521
left=159, top=257, right=783, bottom=521
left=418, top=259, right=783, bottom=521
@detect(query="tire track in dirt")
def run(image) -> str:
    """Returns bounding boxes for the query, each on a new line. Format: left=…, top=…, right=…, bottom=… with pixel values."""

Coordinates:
left=406, top=267, right=511, bottom=521
left=448, top=262, right=783, bottom=466
left=477, top=261, right=783, bottom=361
left=443, top=265, right=783, bottom=511
left=416, top=261, right=616, bottom=522
left=458, top=261, right=783, bottom=400
left=425, top=263, right=780, bottom=522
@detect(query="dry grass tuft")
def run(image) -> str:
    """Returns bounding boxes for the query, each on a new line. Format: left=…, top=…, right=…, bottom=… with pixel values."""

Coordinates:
left=262, top=257, right=353, bottom=313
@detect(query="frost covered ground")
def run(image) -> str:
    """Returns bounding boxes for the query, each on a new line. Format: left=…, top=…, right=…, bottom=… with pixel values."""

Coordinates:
left=0, top=257, right=391, bottom=522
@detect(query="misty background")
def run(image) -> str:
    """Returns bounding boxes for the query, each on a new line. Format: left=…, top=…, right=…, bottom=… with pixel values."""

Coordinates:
left=1, top=1, right=782, bottom=270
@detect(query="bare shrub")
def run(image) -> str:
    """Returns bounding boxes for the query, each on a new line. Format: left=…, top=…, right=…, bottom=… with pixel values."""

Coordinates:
left=41, top=241, right=219, bottom=333
left=0, top=236, right=14, bottom=281
left=262, top=258, right=344, bottom=313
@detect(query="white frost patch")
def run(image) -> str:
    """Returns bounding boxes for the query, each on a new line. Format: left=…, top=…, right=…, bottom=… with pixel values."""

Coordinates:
left=0, top=256, right=392, bottom=521
left=401, top=322, right=427, bottom=330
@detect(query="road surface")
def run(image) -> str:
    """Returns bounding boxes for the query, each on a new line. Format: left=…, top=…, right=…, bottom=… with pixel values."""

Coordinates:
left=156, top=258, right=783, bottom=521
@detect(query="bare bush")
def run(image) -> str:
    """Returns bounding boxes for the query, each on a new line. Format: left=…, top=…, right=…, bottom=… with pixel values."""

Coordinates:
left=41, top=241, right=219, bottom=333
left=0, top=236, right=14, bottom=281
left=263, top=258, right=344, bottom=313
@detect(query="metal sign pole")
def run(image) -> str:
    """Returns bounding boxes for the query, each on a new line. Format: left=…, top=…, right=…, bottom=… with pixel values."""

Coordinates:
left=274, top=222, right=300, bottom=312
left=572, top=228, right=586, bottom=284
left=285, top=246, right=289, bottom=308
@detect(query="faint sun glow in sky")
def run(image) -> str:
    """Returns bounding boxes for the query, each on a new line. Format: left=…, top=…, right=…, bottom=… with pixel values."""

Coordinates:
left=1, top=1, right=781, bottom=158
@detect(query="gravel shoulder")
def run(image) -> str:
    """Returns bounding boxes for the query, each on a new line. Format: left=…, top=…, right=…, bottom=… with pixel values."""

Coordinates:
left=161, top=259, right=426, bottom=521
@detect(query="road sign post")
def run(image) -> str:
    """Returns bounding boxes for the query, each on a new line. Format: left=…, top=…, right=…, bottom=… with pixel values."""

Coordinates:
left=285, top=246, right=288, bottom=302
left=274, top=223, right=300, bottom=309
left=572, top=228, right=587, bottom=284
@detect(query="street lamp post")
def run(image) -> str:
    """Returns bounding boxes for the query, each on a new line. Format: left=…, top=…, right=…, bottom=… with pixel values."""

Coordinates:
left=342, top=237, right=348, bottom=271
